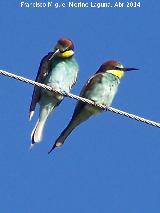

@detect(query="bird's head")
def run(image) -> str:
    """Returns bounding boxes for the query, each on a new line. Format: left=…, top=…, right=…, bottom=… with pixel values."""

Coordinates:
left=49, top=38, right=74, bottom=60
left=97, top=60, right=138, bottom=78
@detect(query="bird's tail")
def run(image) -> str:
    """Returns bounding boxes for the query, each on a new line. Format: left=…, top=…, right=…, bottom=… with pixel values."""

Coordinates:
left=30, top=119, right=46, bottom=151
left=48, top=120, right=76, bottom=154
left=30, top=105, right=55, bottom=150
left=31, top=119, right=45, bottom=143
left=48, top=106, right=94, bottom=154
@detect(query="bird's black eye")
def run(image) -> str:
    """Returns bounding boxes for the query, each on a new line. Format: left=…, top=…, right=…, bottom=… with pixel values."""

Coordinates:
left=111, top=66, right=118, bottom=70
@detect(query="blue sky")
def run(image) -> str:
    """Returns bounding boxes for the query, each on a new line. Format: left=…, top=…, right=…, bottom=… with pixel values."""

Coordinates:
left=0, top=0, right=160, bottom=212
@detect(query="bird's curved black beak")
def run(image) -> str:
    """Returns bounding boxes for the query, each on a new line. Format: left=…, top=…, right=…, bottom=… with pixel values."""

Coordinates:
left=49, top=49, right=60, bottom=61
left=123, top=67, right=139, bottom=72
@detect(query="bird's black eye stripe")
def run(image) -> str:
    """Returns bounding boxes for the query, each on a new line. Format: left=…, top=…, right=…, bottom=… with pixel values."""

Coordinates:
left=113, top=66, right=117, bottom=69
left=114, top=66, right=124, bottom=71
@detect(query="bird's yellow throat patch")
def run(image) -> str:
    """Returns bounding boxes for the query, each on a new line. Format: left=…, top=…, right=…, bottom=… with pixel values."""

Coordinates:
left=58, top=50, right=74, bottom=58
left=107, top=70, right=124, bottom=78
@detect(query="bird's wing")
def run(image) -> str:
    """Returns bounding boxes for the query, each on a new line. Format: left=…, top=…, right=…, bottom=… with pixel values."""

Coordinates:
left=67, top=63, right=79, bottom=91
left=72, top=73, right=103, bottom=119
left=29, top=52, right=53, bottom=120
left=72, top=67, right=79, bottom=87
left=80, top=73, right=102, bottom=96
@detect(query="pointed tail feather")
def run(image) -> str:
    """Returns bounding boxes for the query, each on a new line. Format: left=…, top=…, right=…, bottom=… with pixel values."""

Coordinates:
left=29, top=111, right=34, bottom=121
left=48, top=121, right=77, bottom=154
left=48, top=109, right=94, bottom=154
left=29, top=143, right=35, bottom=152
left=30, top=119, right=46, bottom=147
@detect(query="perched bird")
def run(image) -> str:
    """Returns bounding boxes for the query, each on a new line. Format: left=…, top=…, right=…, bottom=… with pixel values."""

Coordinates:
left=29, top=38, right=79, bottom=149
left=48, top=60, right=138, bottom=153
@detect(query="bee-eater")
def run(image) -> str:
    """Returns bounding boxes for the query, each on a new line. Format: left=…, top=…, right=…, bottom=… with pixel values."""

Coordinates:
left=48, top=60, right=138, bottom=153
left=29, top=38, right=79, bottom=149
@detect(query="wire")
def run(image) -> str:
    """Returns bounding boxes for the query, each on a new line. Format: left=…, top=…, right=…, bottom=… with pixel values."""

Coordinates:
left=0, top=69, right=160, bottom=128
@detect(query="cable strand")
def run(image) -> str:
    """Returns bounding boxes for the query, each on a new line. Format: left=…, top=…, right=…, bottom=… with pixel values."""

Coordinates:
left=0, top=69, right=160, bottom=128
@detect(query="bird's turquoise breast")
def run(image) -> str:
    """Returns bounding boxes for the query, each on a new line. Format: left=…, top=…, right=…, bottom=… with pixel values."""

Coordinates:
left=44, top=56, right=78, bottom=93
left=85, top=73, right=120, bottom=110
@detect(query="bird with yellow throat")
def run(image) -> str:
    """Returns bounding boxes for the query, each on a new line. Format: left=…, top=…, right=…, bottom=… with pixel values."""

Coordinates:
left=29, top=38, right=79, bottom=149
left=48, top=60, right=138, bottom=153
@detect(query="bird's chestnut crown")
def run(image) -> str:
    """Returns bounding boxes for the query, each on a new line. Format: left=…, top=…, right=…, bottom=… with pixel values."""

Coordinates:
left=56, top=38, right=74, bottom=52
